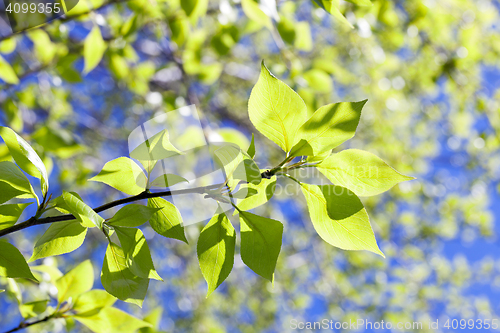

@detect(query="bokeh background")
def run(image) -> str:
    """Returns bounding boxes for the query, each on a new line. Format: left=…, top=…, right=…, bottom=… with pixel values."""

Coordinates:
left=1, top=0, right=500, bottom=332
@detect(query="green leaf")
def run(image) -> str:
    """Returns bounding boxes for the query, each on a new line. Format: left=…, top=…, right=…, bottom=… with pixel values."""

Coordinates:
left=0, top=126, right=49, bottom=195
left=239, top=211, right=283, bottom=281
left=197, top=211, right=235, bottom=296
left=306, top=150, right=331, bottom=164
left=0, top=182, right=28, bottom=205
left=114, top=227, right=162, bottom=281
left=147, top=197, right=187, bottom=243
left=73, top=290, right=117, bottom=315
left=290, top=100, right=367, bottom=157
left=0, top=55, right=19, bottom=84
left=62, top=191, right=104, bottom=228
left=0, top=242, right=37, bottom=281
left=89, top=157, right=147, bottom=196
left=75, top=306, right=152, bottom=333
left=241, top=0, right=273, bottom=29
left=300, top=183, right=384, bottom=256
left=139, top=307, right=162, bottom=333
left=83, top=26, right=107, bottom=74
left=303, top=69, right=332, bottom=93
left=30, top=265, right=63, bottom=282
left=312, top=0, right=354, bottom=28
left=19, top=300, right=48, bottom=319
left=248, top=62, right=308, bottom=152
left=212, top=144, right=261, bottom=189
left=0, top=160, right=34, bottom=196
left=101, top=242, right=149, bottom=307
left=181, top=0, right=208, bottom=23
left=236, top=176, right=277, bottom=212
left=229, top=187, right=258, bottom=199
left=129, top=129, right=183, bottom=162
left=149, top=174, right=188, bottom=188
left=55, top=260, right=94, bottom=303
left=345, top=0, right=372, bottom=6
left=29, top=220, right=87, bottom=262
left=0, top=203, right=32, bottom=230
left=316, top=149, right=415, bottom=196
left=247, top=133, right=256, bottom=159
left=107, top=204, right=160, bottom=228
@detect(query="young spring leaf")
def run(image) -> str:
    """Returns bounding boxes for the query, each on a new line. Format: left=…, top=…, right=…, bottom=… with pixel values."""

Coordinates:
left=83, top=26, right=107, bottom=74
left=312, top=0, right=354, bottom=28
left=114, top=227, right=162, bottom=281
left=55, top=260, right=94, bottom=303
left=248, top=62, right=308, bottom=153
left=235, top=176, right=277, bottom=212
left=72, top=290, right=117, bottom=315
left=62, top=191, right=104, bottom=228
left=147, top=197, right=187, bottom=243
left=345, top=0, right=373, bottom=6
left=212, top=144, right=261, bottom=189
left=0, top=182, right=27, bottom=205
left=101, top=241, right=149, bottom=307
left=0, top=55, right=20, bottom=84
left=149, top=174, right=188, bottom=188
left=89, top=157, right=147, bottom=196
left=19, top=300, right=48, bottom=319
left=75, top=306, right=152, bottom=333
left=197, top=212, right=236, bottom=296
left=247, top=133, right=256, bottom=158
left=300, top=183, right=384, bottom=256
left=239, top=211, right=283, bottom=281
left=0, top=203, right=32, bottom=231
left=107, top=204, right=160, bottom=228
left=0, top=242, right=37, bottom=281
left=29, top=220, right=87, bottom=262
left=316, top=149, right=415, bottom=196
left=241, top=0, right=273, bottom=29
left=0, top=126, right=49, bottom=195
left=0, top=161, right=37, bottom=198
left=129, top=129, right=183, bottom=162
left=290, top=100, right=367, bottom=157
left=140, top=307, right=163, bottom=333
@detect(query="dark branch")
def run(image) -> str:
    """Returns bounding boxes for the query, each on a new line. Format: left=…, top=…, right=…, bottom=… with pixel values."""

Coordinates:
left=3, top=314, right=53, bottom=333
left=0, top=183, right=222, bottom=238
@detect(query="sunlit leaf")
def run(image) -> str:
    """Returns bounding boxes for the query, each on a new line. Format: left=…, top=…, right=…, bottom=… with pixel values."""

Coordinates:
left=101, top=241, right=149, bottom=307
left=239, top=211, right=283, bottom=281
left=62, top=191, right=104, bottom=228
left=290, top=100, right=366, bottom=157
left=75, top=306, right=152, bottom=333
left=0, top=242, right=37, bottom=281
left=89, top=157, right=147, bottom=196
left=248, top=62, right=308, bottom=152
left=0, top=126, right=48, bottom=195
left=55, top=260, right=94, bottom=303
left=300, top=183, right=384, bottom=256
left=107, top=204, right=159, bottom=228
left=83, top=26, right=107, bottom=74
left=114, top=227, right=162, bottom=281
left=29, top=220, right=87, bottom=262
left=147, top=197, right=187, bottom=243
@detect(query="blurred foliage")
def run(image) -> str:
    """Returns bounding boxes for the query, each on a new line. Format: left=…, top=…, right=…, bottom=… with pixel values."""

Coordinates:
left=1, top=0, right=500, bottom=332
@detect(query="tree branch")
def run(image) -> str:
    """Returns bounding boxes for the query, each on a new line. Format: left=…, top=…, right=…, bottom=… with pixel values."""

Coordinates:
left=3, top=314, right=53, bottom=333
left=0, top=183, right=223, bottom=238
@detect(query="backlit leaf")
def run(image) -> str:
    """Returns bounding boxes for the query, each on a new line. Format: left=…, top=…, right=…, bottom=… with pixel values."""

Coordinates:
left=89, top=157, right=147, bottom=196
left=316, top=149, right=414, bottom=196
left=147, top=197, right=187, bottom=243
left=197, top=211, right=235, bottom=296
left=239, top=211, right=283, bottom=281
left=300, top=183, right=384, bottom=256
left=0, top=242, right=37, bottom=281
left=55, top=260, right=94, bottom=303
